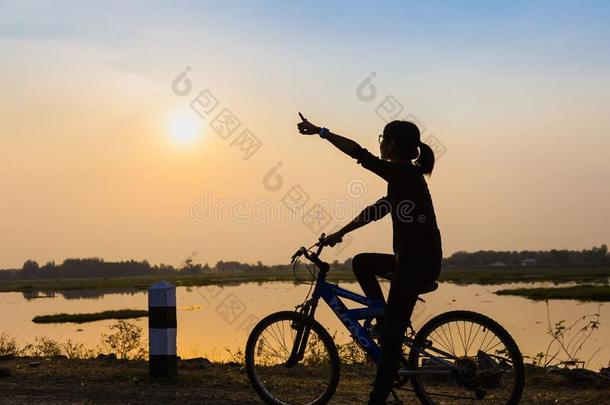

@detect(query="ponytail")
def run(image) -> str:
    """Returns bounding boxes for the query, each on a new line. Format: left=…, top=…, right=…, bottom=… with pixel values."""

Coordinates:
left=415, top=142, right=435, bottom=175
left=383, top=121, right=434, bottom=174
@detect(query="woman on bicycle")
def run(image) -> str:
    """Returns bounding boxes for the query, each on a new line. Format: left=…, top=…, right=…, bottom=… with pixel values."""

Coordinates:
left=297, top=114, right=442, bottom=404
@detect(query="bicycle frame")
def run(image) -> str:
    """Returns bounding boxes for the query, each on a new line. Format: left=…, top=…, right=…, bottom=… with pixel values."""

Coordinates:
left=312, top=277, right=385, bottom=362
left=288, top=239, right=456, bottom=375
left=294, top=275, right=455, bottom=377
left=287, top=255, right=455, bottom=376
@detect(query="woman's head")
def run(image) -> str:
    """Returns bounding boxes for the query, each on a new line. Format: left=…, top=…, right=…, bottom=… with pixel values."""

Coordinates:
left=379, top=120, right=435, bottom=175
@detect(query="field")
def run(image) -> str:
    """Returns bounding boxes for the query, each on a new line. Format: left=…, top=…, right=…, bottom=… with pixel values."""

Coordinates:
left=0, top=356, right=608, bottom=404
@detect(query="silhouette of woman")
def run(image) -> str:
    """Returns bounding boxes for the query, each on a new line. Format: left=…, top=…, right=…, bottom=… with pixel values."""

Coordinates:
left=297, top=113, right=442, bottom=404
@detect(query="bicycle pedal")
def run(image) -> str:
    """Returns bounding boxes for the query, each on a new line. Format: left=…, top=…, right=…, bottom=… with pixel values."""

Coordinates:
left=387, top=389, right=403, bottom=404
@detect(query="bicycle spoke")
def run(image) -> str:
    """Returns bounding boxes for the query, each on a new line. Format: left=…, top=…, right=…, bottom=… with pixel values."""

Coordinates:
left=259, top=332, right=285, bottom=361
left=257, top=345, right=285, bottom=362
left=262, top=325, right=287, bottom=356
left=439, top=323, right=456, bottom=356
left=483, top=337, right=503, bottom=354
left=275, top=321, right=293, bottom=356
left=478, top=328, right=491, bottom=353
left=466, top=324, right=482, bottom=354
left=464, top=320, right=475, bottom=355
left=279, top=320, right=287, bottom=349
left=430, top=329, right=454, bottom=355
left=455, top=321, right=467, bottom=356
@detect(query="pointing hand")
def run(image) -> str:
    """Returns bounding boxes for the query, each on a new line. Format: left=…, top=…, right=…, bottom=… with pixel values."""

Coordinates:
left=297, top=112, right=321, bottom=135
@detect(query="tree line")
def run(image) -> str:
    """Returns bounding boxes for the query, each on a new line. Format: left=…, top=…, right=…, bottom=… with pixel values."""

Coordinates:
left=0, top=245, right=607, bottom=280
left=443, top=245, right=608, bottom=267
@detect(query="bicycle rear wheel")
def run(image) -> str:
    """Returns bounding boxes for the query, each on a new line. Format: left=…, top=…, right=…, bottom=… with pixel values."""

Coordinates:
left=245, top=311, right=340, bottom=405
left=408, top=310, right=525, bottom=404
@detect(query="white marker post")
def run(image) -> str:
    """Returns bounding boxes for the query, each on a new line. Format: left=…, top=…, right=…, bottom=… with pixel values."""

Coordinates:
left=148, top=281, right=177, bottom=377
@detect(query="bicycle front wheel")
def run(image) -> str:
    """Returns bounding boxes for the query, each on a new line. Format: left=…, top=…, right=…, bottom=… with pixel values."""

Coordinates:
left=408, top=310, right=525, bottom=404
left=245, top=311, right=340, bottom=405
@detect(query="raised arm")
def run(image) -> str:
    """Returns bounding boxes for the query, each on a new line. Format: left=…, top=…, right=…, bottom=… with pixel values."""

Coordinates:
left=297, top=112, right=393, bottom=181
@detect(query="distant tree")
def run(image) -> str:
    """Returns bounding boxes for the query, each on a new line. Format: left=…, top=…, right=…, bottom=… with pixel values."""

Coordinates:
left=443, top=245, right=609, bottom=267
left=181, top=257, right=203, bottom=275
left=22, top=260, right=40, bottom=275
left=43, top=260, right=55, bottom=268
left=23, top=260, right=39, bottom=271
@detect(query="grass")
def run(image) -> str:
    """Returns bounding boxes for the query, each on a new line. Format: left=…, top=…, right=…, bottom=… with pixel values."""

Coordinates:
left=495, top=285, right=610, bottom=302
left=32, top=309, right=149, bottom=324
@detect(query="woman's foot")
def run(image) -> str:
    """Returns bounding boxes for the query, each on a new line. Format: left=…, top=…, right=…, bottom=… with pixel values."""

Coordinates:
left=370, top=317, right=385, bottom=338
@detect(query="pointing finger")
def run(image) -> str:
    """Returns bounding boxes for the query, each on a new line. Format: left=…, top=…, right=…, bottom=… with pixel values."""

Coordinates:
left=298, top=112, right=307, bottom=121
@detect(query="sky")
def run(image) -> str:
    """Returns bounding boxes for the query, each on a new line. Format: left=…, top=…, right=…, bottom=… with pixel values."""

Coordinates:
left=1, top=0, right=609, bottom=268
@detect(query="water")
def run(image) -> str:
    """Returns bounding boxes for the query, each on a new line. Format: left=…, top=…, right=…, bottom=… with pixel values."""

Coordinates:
left=1, top=281, right=608, bottom=370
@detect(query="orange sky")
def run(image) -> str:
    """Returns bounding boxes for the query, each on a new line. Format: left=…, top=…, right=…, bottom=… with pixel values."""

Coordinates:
left=1, top=2, right=609, bottom=268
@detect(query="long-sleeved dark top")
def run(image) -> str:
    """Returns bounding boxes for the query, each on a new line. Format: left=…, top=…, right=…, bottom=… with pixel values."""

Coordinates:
left=350, top=146, right=442, bottom=266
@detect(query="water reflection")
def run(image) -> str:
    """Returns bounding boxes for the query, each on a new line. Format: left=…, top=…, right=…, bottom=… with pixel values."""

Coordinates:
left=22, top=279, right=339, bottom=301
left=1, top=281, right=608, bottom=370
left=22, top=288, right=142, bottom=301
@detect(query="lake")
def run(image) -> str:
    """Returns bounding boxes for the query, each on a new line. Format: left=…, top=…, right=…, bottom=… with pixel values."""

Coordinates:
left=1, top=281, right=608, bottom=370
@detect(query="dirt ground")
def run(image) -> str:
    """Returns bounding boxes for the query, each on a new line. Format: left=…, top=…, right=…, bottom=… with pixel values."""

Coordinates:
left=0, top=357, right=608, bottom=404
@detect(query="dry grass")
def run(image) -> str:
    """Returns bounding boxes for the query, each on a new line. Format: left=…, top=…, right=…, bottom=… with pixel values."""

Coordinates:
left=0, top=357, right=608, bottom=404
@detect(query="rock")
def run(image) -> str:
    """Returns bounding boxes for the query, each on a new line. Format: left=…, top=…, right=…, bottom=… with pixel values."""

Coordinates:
left=131, top=376, right=139, bottom=383
left=0, top=354, right=14, bottom=361
left=548, top=367, right=610, bottom=388
left=180, top=357, right=212, bottom=369
left=0, top=368, right=11, bottom=378
left=29, top=361, right=41, bottom=368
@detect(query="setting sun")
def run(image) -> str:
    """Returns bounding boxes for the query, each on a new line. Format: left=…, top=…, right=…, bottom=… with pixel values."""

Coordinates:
left=168, top=110, right=202, bottom=145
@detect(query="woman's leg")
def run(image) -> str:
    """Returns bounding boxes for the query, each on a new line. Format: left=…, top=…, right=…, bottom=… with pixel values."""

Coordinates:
left=351, top=253, right=395, bottom=302
left=368, top=259, right=440, bottom=404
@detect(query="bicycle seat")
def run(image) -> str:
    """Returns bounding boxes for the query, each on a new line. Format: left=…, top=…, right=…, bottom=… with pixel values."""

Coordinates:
left=418, top=281, right=439, bottom=294
left=383, top=273, right=439, bottom=295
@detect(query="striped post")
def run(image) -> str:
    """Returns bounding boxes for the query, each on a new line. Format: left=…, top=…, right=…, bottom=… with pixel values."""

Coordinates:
left=148, top=281, right=177, bottom=377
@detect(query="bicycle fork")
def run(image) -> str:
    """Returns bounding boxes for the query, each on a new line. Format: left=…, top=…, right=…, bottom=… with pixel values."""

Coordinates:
left=285, top=299, right=319, bottom=367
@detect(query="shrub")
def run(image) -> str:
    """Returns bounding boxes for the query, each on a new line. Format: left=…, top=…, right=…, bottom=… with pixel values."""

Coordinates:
left=0, top=332, right=19, bottom=356
left=101, top=320, right=147, bottom=360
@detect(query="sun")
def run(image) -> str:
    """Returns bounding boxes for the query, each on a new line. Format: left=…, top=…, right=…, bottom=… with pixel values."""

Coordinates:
left=168, top=110, right=202, bottom=145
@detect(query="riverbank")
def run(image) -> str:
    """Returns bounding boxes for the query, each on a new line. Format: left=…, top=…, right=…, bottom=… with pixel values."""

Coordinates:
left=2, top=266, right=608, bottom=291
left=496, top=284, right=610, bottom=302
left=0, top=356, right=608, bottom=404
left=1, top=266, right=608, bottom=301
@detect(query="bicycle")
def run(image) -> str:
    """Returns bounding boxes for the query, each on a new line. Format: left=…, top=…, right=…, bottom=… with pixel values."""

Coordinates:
left=245, top=234, right=525, bottom=404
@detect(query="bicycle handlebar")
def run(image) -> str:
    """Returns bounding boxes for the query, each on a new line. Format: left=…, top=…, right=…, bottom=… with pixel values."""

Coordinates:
left=290, top=233, right=327, bottom=265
